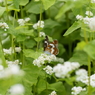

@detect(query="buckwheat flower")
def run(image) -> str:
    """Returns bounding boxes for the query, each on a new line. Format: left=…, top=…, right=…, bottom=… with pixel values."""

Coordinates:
left=17, top=19, right=25, bottom=26
left=15, top=47, right=21, bottom=53
left=91, top=0, right=95, bottom=3
left=0, top=65, right=4, bottom=71
left=9, top=84, right=25, bottom=95
left=0, top=0, right=3, bottom=3
left=43, top=65, right=53, bottom=75
left=3, top=48, right=14, bottom=55
left=85, top=11, right=93, bottom=16
left=76, top=15, right=83, bottom=20
left=39, top=32, right=45, bottom=37
left=53, top=62, right=80, bottom=78
left=0, top=22, right=9, bottom=31
left=33, top=20, right=44, bottom=29
left=49, top=91, right=57, bottom=95
left=75, top=69, right=88, bottom=84
left=71, top=86, right=86, bottom=95
left=25, top=17, right=30, bottom=22
left=83, top=16, right=90, bottom=24
left=90, top=74, right=95, bottom=87
left=88, top=16, right=95, bottom=31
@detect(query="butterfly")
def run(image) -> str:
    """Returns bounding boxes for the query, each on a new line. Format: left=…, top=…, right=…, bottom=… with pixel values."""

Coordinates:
left=44, top=36, right=59, bottom=55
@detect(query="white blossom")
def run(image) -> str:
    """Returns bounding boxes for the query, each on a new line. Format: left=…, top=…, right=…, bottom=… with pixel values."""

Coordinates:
left=90, top=74, right=95, bottom=87
left=0, top=0, right=3, bottom=3
left=0, top=65, right=4, bottom=71
left=15, top=47, right=21, bottom=53
left=33, top=20, right=44, bottom=29
left=71, top=86, right=86, bottom=95
left=49, top=91, right=57, bottom=95
left=0, top=64, right=24, bottom=79
left=85, top=11, right=93, bottom=16
left=76, top=15, right=83, bottom=20
left=33, top=53, right=57, bottom=67
left=53, top=62, right=80, bottom=78
left=25, top=18, right=30, bottom=22
left=91, top=0, right=95, bottom=3
left=39, top=32, right=45, bottom=37
left=17, top=17, right=30, bottom=26
left=0, top=22, right=9, bottom=31
left=83, top=16, right=90, bottom=24
left=3, top=47, right=21, bottom=55
left=43, top=65, right=53, bottom=75
left=9, top=84, right=25, bottom=95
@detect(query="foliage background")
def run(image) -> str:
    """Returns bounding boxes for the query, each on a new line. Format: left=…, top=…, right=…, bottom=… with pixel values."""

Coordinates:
left=0, top=0, right=95, bottom=95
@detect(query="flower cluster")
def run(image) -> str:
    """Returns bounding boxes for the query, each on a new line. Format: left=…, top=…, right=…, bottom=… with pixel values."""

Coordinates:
left=9, top=84, right=25, bottom=95
left=53, top=62, right=80, bottom=78
left=91, top=0, right=95, bottom=3
left=17, top=18, right=30, bottom=26
left=71, top=86, right=86, bottom=95
left=39, top=32, right=46, bottom=37
left=0, top=0, right=3, bottom=3
left=0, top=64, right=24, bottom=79
left=33, top=53, right=57, bottom=67
left=33, top=20, right=44, bottom=29
left=76, top=11, right=95, bottom=31
left=76, top=69, right=95, bottom=87
left=6, top=60, right=22, bottom=66
left=0, top=22, right=9, bottom=31
left=43, top=65, right=53, bottom=75
left=49, top=91, right=57, bottom=95
left=3, top=47, right=21, bottom=55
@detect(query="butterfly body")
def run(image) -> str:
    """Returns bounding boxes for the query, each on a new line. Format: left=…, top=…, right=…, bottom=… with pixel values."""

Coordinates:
left=44, top=36, right=59, bottom=55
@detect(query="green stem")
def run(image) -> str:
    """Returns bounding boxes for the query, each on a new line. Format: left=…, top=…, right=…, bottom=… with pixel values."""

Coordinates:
left=88, top=56, right=91, bottom=95
left=5, top=0, right=9, bottom=21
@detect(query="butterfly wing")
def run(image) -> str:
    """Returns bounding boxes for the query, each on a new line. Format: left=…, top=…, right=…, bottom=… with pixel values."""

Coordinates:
left=44, top=36, right=49, bottom=51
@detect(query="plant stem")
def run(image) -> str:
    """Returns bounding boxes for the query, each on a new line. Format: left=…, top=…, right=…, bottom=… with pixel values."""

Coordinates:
left=5, top=0, right=9, bottom=21
left=88, top=56, right=91, bottom=95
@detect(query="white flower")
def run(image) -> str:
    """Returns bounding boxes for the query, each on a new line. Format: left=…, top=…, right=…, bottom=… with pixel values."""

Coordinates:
left=39, top=32, right=45, bottom=37
left=0, top=22, right=9, bottom=31
left=3, top=47, right=14, bottom=55
left=76, top=15, right=83, bottom=20
left=90, top=74, right=95, bottom=87
left=0, top=0, right=3, bottom=3
left=88, top=17, right=95, bottom=31
left=75, top=69, right=88, bottom=84
left=85, top=11, right=93, bottom=16
left=33, top=53, right=57, bottom=67
left=71, top=86, right=86, bottom=95
left=17, top=18, right=30, bottom=26
left=53, top=62, right=80, bottom=78
left=43, top=65, right=53, bottom=75
left=15, top=47, right=21, bottom=53
left=25, top=18, right=30, bottom=22
left=49, top=91, right=57, bottom=95
left=9, top=84, right=25, bottom=95
left=91, top=0, right=95, bottom=3
left=17, top=19, right=25, bottom=26
left=33, top=20, right=44, bottom=29
left=0, top=65, right=4, bottom=71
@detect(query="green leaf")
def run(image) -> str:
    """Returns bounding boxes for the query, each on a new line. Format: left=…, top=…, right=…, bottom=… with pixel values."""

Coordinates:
left=75, top=41, right=87, bottom=50
left=13, top=0, right=20, bottom=9
left=83, top=40, right=95, bottom=60
left=41, top=0, right=56, bottom=10
left=0, top=7, right=6, bottom=17
left=25, top=1, right=44, bottom=14
left=49, top=82, right=66, bottom=95
left=64, top=21, right=81, bottom=36
left=23, top=49, right=42, bottom=59
left=55, top=1, right=74, bottom=19
left=19, top=0, right=29, bottom=6
left=69, top=51, right=88, bottom=66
